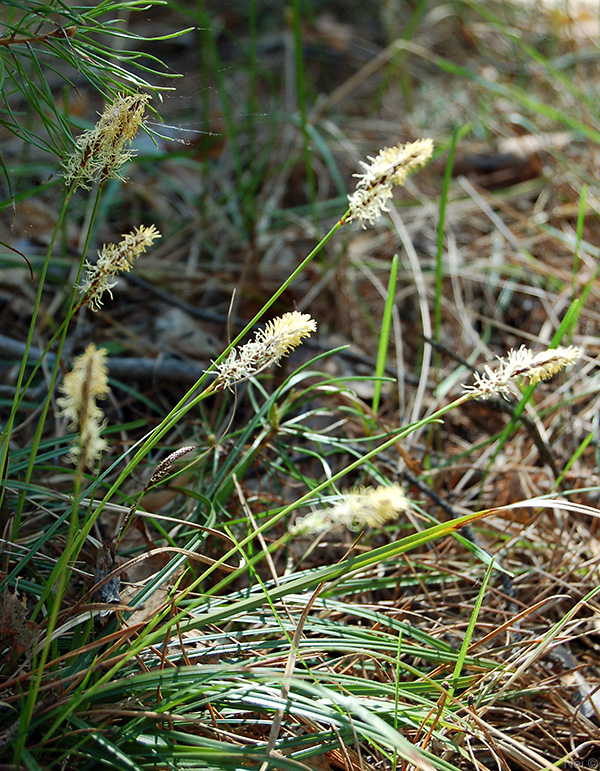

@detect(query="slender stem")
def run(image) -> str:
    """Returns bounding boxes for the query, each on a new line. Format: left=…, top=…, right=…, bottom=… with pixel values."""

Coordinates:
left=15, top=474, right=82, bottom=763
left=0, top=26, right=78, bottom=47
left=0, top=183, right=76, bottom=529
left=30, top=215, right=347, bottom=631
left=12, top=185, right=105, bottom=765
left=372, top=253, right=399, bottom=414
left=15, top=184, right=104, bottom=524
left=88, top=216, right=347, bottom=526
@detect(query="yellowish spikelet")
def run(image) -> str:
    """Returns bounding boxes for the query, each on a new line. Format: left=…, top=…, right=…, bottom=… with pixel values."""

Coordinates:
left=63, top=93, right=150, bottom=189
left=213, top=311, right=317, bottom=389
left=57, top=344, right=110, bottom=470
left=291, top=483, right=410, bottom=536
left=346, top=138, right=434, bottom=227
left=463, top=345, right=581, bottom=400
left=80, top=225, right=161, bottom=310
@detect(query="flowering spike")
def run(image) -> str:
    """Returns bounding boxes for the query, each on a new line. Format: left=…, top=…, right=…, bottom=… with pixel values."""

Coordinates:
left=291, top=483, right=410, bottom=536
left=56, top=344, right=110, bottom=470
left=80, top=224, right=161, bottom=310
left=64, top=93, right=151, bottom=189
left=463, top=345, right=581, bottom=400
left=213, top=311, right=317, bottom=389
left=148, top=446, right=197, bottom=487
left=346, top=138, right=433, bottom=227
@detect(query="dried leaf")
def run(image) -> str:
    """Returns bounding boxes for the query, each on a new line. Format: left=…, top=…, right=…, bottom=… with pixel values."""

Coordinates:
left=0, top=587, right=39, bottom=661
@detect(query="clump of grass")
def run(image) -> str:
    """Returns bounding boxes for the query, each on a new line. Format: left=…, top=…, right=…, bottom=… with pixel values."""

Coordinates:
left=1, top=3, right=600, bottom=770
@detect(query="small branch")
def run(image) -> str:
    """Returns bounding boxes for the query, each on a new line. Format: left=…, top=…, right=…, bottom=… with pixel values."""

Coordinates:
left=0, top=334, right=208, bottom=387
left=0, top=26, right=78, bottom=48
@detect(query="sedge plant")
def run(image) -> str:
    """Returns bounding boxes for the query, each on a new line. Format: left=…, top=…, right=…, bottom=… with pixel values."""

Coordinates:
left=0, top=7, right=593, bottom=769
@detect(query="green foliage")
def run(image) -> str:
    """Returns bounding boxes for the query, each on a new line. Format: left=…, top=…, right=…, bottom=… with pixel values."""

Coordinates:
left=0, top=0, right=187, bottom=159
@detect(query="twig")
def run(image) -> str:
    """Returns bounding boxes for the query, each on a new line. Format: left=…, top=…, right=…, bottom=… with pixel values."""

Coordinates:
left=0, top=333, right=208, bottom=386
left=0, top=26, right=78, bottom=47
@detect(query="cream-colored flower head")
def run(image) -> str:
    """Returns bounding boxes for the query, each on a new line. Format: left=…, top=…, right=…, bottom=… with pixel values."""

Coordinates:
left=64, top=93, right=150, bottom=189
left=80, top=224, right=160, bottom=310
left=346, top=138, right=433, bottom=227
left=213, top=311, right=316, bottom=389
left=57, top=344, right=110, bottom=470
left=291, top=483, right=410, bottom=536
left=463, top=345, right=581, bottom=400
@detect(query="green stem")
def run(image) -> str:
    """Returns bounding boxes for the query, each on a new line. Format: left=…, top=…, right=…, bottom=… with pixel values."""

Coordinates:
left=15, top=474, right=82, bottom=764
left=15, top=184, right=104, bottom=525
left=1, top=183, right=76, bottom=531
left=11, top=185, right=104, bottom=765
left=89, top=215, right=346, bottom=522
left=372, top=254, right=399, bottom=415
left=31, top=215, right=348, bottom=626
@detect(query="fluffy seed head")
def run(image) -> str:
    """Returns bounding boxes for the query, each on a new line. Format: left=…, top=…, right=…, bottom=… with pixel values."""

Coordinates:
left=213, top=311, right=317, bottom=389
left=346, top=138, right=434, bottom=227
left=291, top=483, right=410, bottom=536
left=63, top=93, right=150, bottom=189
left=80, top=224, right=161, bottom=310
left=56, top=344, right=110, bottom=470
left=463, top=345, right=581, bottom=400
